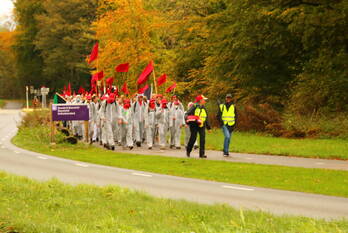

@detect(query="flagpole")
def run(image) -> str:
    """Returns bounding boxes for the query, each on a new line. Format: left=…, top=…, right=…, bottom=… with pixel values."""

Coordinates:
left=152, top=69, right=158, bottom=94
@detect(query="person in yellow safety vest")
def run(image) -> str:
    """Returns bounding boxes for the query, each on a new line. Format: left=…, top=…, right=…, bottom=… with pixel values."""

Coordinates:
left=185, top=95, right=211, bottom=158
left=217, top=93, right=237, bottom=157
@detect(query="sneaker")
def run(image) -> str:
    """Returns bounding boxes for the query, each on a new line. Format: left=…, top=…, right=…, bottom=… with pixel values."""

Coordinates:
left=176, top=147, right=181, bottom=150
left=170, top=145, right=174, bottom=149
left=111, top=146, right=115, bottom=151
left=129, top=146, right=133, bottom=150
left=199, top=155, right=207, bottom=159
left=186, top=151, right=190, bottom=157
left=148, top=147, right=152, bottom=150
left=136, top=142, right=141, bottom=147
left=194, top=145, right=199, bottom=150
left=223, top=153, right=229, bottom=157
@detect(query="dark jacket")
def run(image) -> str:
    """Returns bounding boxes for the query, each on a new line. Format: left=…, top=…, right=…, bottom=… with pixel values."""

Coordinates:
left=185, top=104, right=211, bottom=130
left=217, top=102, right=237, bottom=128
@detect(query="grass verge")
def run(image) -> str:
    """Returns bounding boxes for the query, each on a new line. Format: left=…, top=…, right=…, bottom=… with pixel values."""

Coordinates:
left=205, top=130, right=348, bottom=160
left=0, top=99, right=5, bottom=108
left=12, top=126, right=348, bottom=198
left=0, top=172, right=347, bottom=233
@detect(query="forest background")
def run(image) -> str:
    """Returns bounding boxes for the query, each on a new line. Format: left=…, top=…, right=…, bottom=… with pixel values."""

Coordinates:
left=0, top=0, right=347, bottom=138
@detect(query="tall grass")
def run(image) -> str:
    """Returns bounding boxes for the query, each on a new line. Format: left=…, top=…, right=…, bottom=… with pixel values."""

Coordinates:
left=0, top=172, right=347, bottom=233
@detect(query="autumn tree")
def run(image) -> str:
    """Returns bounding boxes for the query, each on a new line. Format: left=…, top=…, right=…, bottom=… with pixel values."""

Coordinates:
left=93, top=0, right=163, bottom=91
left=0, top=30, right=22, bottom=98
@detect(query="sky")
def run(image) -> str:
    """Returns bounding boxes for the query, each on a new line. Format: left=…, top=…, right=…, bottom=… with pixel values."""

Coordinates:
left=0, top=0, right=14, bottom=17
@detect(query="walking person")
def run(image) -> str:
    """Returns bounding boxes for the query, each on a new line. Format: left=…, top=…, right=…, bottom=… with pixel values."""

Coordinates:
left=185, top=95, right=211, bottom=158
left=217, top=94, right=236, bottom=157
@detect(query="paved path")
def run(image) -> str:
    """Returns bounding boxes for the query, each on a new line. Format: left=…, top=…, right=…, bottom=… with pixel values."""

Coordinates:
left=0, top=109, right=347, bottom=219
left=112, top=146, right=348, bottom=171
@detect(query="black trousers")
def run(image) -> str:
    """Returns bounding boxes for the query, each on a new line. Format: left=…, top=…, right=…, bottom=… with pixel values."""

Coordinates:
left=187, top=124, right=206, bottom=157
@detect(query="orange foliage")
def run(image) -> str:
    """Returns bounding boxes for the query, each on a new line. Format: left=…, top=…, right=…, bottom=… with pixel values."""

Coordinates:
left=91, top=0, right=162, bottom=90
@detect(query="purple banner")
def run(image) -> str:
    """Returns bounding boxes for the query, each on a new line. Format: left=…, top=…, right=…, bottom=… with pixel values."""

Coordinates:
left=52, top=104, right=89, bottom=121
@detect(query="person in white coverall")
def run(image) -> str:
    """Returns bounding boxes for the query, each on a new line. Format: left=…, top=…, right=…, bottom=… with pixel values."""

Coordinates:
left=144, top=98, right=157, bottom=149
left=169, top=100, right=185, bottom=149
left=119, top=99, right=134, bottom=149
left=132, top=94, right=146, bottom=147
left=156, top=98, right=170, bottom=149
left=103, top=94, right=116, bottom=150
left=169, top=96, right=184, bottom=148
left=90, top=96, right=99, bottom=143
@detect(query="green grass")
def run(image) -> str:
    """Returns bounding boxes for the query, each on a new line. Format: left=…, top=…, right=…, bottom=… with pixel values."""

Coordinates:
left=204, top=130, right=348, bottom=160
left=0, top=172, right=347, bottom=233
left=12, top=126, right=348, bottom=198
left=0, top=99, right=5, bottom=108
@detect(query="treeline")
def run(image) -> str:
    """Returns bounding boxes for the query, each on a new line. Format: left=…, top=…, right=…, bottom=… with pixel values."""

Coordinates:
left=4, top=0, right=348, bottom=135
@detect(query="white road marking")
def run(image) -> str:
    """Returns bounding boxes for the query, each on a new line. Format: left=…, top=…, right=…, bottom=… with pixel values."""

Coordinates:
left=316, top=162, right=325, bottom=165
left=222, top=185, right=254, bottom=191
left=76, top=163, right=89, bottom=168
left=37, top=156, right=48, bottom=160
left=132, top=173, right=153, bottom=178
left=13, top=151, right=20, bottom=154
left=245, top=158, right=253, bottom=160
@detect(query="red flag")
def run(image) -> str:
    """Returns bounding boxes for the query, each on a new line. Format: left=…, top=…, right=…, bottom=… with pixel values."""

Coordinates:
left=115, top=63, right=130, bottom=73
left=106, top=77, right=114, bottom=87
left=121, top=82, right=129, bottom=95
left=166, top=83, right=177, bottom=93
left=137, top=61, right=154, bottom=85
left=67, top=83, right=72, bottom=96
left=138, top=84, right=149, bottom=94
left=88, top=42, right=98, bottom=64
left=78, top=86, right=85, bottom=95
left=92, top=71, right=104, bottom=82
left=157, top=74, right=167, bottom=87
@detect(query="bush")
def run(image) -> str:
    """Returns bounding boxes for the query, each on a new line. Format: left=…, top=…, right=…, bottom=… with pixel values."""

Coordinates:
left=20, top=109, right=51, bottom=128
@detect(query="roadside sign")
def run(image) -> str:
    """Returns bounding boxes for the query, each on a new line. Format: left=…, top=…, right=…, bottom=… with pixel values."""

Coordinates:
left=41, top=87, right=50, bottom=95
left=52, top=104, right=89, bottom=121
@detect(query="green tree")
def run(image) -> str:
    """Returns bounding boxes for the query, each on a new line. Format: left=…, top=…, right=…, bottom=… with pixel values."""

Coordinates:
left=35, top=0, right=97, bottom=92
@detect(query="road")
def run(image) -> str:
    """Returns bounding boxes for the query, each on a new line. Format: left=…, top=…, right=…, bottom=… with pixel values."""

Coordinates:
left=0, top=108, right=347, bottom=220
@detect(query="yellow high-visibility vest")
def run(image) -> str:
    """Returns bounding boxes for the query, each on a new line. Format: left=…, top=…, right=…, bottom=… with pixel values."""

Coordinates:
left=220, top=104, right=235, bottom=126
left=195, top=107, right=207, bottom=127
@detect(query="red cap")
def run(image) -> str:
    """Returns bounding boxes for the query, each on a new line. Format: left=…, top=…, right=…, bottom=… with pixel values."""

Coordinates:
left=161, top=99, right=168, bottom=104
left=194, top=95, right=208, bottom=103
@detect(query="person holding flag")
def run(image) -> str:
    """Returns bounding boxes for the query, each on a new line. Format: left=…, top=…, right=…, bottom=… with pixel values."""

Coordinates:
left=185, top=95, right=211, bottom=158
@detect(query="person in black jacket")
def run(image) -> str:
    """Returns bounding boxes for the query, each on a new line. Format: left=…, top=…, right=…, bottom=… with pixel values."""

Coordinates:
left=185, top=95, right=211, bottom=158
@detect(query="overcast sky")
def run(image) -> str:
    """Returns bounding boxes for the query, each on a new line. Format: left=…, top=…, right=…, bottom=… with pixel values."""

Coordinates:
left=0, top=0, right=14, bottom=16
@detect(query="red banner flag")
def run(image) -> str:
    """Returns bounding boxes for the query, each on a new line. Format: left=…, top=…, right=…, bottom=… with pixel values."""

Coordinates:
left=138, top=84, right=149, bottom=94
left=157, top=74, right=167, bottom=87
left=106, top=77, right=114, bottom=87
left=166, top=83, right=177, bottom=93
left=78, top=86, right=86, bottom=95
left=115, top=63, right=130, bottom=73
left=137, top=61, right=154, bottom=85
left=121, top=82, right=129, bottom=95
left=88, top=42, right=98, bottom=64
left=67, top=83, right=72, bottom=96
left=92, top=71, right=104, bottom=82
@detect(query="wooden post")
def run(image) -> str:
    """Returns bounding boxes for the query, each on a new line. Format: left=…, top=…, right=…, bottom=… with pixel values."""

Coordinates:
left=50, top=104, right=56, bottom=144
left=84, top=121, right=89, bottom=143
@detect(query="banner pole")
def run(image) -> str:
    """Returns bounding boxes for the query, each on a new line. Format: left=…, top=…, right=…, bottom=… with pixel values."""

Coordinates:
left=153, top=69, right=158, bottom=94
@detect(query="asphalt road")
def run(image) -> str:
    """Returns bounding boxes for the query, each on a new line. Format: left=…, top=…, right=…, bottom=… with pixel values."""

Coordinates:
left=0, top=108, right=347, bottom=220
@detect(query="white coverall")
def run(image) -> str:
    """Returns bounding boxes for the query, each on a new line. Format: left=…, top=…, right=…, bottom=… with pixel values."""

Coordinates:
left=132, top=100, right=146, bottom=144
left=144, top=106, right=156, bottom=148
left=119, top=107, right=134, bottom=147
left=169, top=104, right=185, bottom=148
left=156, top=106, right=170, bottom=148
